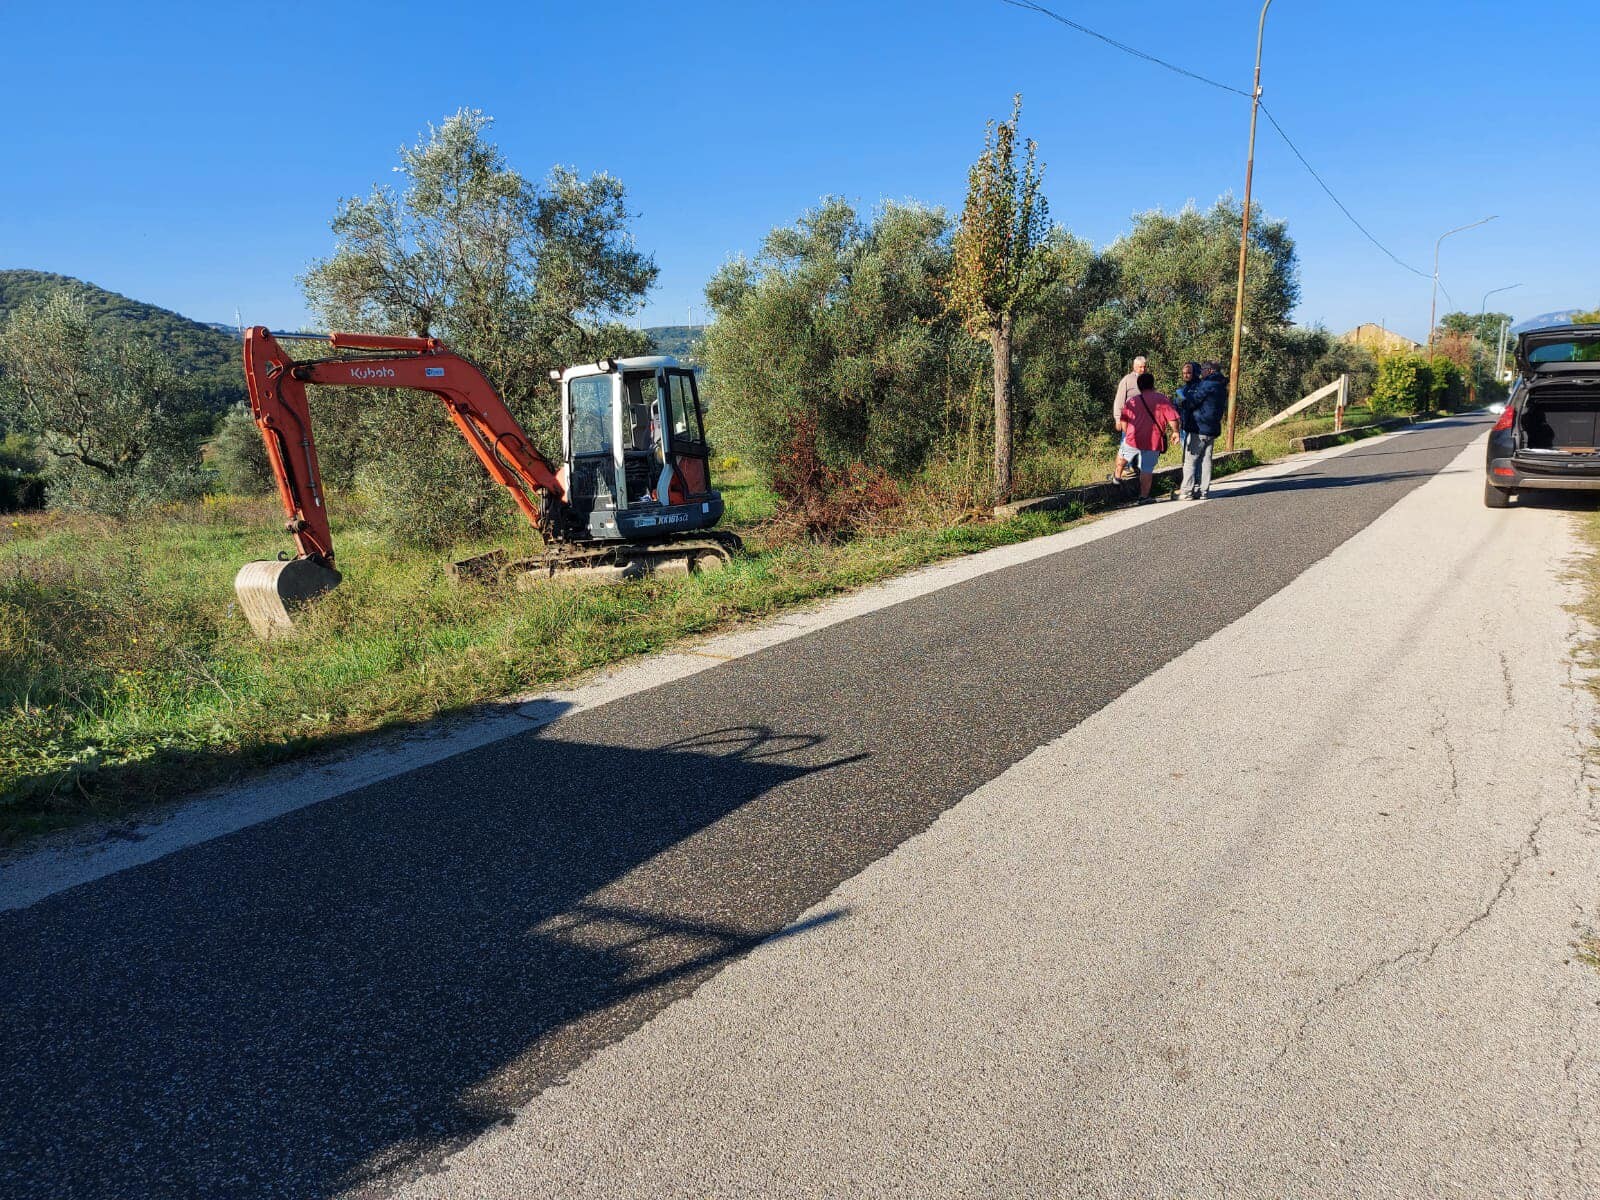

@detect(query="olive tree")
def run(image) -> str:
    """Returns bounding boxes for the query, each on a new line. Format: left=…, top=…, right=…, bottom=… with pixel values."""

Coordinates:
left=301, top=109, right=657, bottom=545
left=1011, top=229, right=1120, bottom=447
left=210, top=404, right=273, bottom=494
left=702, top=198, right=977, bottom=521
left=0, top=290, right=207, bottom=513
left=1099, top=199, right=1300, bottom=422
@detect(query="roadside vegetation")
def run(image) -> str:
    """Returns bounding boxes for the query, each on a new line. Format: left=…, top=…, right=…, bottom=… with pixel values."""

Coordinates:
left=0, top=101, right=1463, bottom=840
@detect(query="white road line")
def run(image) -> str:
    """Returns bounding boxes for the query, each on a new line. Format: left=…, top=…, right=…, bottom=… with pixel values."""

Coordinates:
left=0, top=424, right=1445, bottom=913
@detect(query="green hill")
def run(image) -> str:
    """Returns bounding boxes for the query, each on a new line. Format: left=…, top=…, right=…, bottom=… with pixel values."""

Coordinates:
left=0, top=269, right=245, bottom=411
left=645, top=325, right=708, bottom=359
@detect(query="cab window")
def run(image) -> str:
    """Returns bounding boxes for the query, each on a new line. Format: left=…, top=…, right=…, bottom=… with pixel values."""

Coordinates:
left=665, top=371, right=706, bottom=446
left=622, top=372, right=661, bottom=452
left=568, top=375, right=612, bottom=456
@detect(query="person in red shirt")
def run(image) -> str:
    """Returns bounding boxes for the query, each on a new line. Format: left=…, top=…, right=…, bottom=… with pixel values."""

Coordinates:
left=1118, top=371, right=1180, bottom=502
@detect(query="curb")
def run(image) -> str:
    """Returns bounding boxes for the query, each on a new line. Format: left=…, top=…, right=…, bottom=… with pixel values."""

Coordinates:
left=995, top=449, right=1259, bottom=519
left=1291, top=417, right=1412, bottom=453
left=1290, top=409, right=1467, bottom=453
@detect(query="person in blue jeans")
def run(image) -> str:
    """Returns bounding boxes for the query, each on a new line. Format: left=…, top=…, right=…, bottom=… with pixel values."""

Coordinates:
left=1178, top=360, right=1227, bottom=500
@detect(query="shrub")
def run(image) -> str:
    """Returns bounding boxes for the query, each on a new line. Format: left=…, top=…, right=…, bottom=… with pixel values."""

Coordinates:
left=0, top=432, right=45, bottom=511
left=1428, top=355, right=1467, bottom=410
left=1298, top=339, right=1378, bottom=406
left=1370, top=354, right=1430, bottom=416
left=766, top=414, right=901, bottom=539
left=209, top=405, right=274, bottom=495
left=0, top=472, right=46, bottom=512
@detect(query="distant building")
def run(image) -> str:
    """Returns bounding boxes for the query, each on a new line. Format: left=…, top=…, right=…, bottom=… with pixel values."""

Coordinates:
left=1340, top=323, right=1420, bottom=354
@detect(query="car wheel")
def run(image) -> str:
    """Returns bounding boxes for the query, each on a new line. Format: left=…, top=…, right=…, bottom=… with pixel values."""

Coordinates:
left=1484, top=481, right=1514, bottom=509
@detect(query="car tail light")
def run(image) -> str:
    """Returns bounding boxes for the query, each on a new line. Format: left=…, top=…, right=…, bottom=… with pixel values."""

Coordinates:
left=1492, top=465, right=1515, bottom=477
left=1492, top=406, right=1515, bottom=432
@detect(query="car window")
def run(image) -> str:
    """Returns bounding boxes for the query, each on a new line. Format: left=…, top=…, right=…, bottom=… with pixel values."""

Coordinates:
left=1529, top=341, right=1600, bottom=364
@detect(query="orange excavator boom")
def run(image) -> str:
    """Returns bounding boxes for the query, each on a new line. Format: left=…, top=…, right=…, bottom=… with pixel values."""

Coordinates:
left=242, top=326, right=568, bottom=570
left=237, top=326, right=569, bottom=636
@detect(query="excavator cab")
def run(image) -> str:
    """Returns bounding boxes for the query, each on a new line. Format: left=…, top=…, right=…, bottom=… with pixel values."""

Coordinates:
left=556, top=356, right=724, bottom=542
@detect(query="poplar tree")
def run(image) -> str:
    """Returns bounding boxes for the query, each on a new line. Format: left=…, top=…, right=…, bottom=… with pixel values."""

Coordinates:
left=947, top=96, right=1053, bottom=504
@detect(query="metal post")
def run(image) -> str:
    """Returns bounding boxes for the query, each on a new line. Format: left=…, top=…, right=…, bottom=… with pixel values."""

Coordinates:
left=1496, top=318, right=1509, bottom=380
left=1428, top=215, right=1497, bottom=354
left=1335, top=373, right=1348, bottom=432
left=1225, top=0, right=1274, bottom=452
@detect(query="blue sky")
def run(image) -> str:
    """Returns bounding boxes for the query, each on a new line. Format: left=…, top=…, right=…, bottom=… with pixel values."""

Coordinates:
left=5, top=0, right=1593, bottom=342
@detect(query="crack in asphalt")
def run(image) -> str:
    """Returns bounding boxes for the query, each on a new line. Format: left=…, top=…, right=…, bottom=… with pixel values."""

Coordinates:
left=1563, top=1041, right=1585, bottom=1194
left=1428, top=696, right=1462, bottom=803
left=1272, top=810, right=1552, bottom=1069
left=1563, top=616, right=1600, bottom=836
left=1274, top=588, right=1600, bottom=1077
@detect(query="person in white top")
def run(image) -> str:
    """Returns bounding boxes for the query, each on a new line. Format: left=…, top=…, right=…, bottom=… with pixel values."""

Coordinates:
left=1108, top=355, right=1148, bottom=483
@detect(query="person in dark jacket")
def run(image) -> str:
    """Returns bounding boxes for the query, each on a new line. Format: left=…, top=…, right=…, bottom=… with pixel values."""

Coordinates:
left=1179, top=360, right=1227, bottom=500
left=1172, top=361, right=1201, bottom=432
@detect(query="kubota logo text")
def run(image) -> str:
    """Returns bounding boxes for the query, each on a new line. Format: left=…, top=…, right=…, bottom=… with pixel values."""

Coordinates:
left=349, top=365, right=396, bottom=381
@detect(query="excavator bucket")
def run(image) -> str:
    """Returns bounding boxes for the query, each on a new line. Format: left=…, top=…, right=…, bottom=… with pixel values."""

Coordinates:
left=235, top=558, right=342, bottom=640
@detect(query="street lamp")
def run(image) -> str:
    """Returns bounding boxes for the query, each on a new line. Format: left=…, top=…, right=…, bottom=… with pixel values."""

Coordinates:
left=1472, top=284, right=1520, bottom=402
left=1427, top=216, right=1496, bottom=353
left=1479, top=282, right=1520, bottom=316
left=1224, top=0, right=1274, bottom=452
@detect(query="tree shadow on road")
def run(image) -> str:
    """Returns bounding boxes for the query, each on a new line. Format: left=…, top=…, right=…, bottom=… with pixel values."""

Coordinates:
left=0, top=720, right=861, bottom=1199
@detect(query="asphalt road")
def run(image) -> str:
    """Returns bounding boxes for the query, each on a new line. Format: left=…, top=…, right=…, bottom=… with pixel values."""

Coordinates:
left=5, top=413, right=1585, bottom=1198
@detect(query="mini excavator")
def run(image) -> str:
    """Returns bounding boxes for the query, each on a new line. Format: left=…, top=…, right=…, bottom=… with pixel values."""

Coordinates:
left=235, top=327, right=740, bottom=638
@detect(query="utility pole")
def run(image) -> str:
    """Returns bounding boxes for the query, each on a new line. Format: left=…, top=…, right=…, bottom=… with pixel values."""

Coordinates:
left=1224, top=0, right=1274, bottom=452
left=1428, top=215, right=1496, bottom=353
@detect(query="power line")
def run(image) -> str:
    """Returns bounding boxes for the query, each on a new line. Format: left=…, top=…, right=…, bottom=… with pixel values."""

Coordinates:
left=1256, top=103, right=1431, bottom=280
left=999, top=0, right=1249, bottom=99
left=1002, top=0, right=1435, bottom=286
